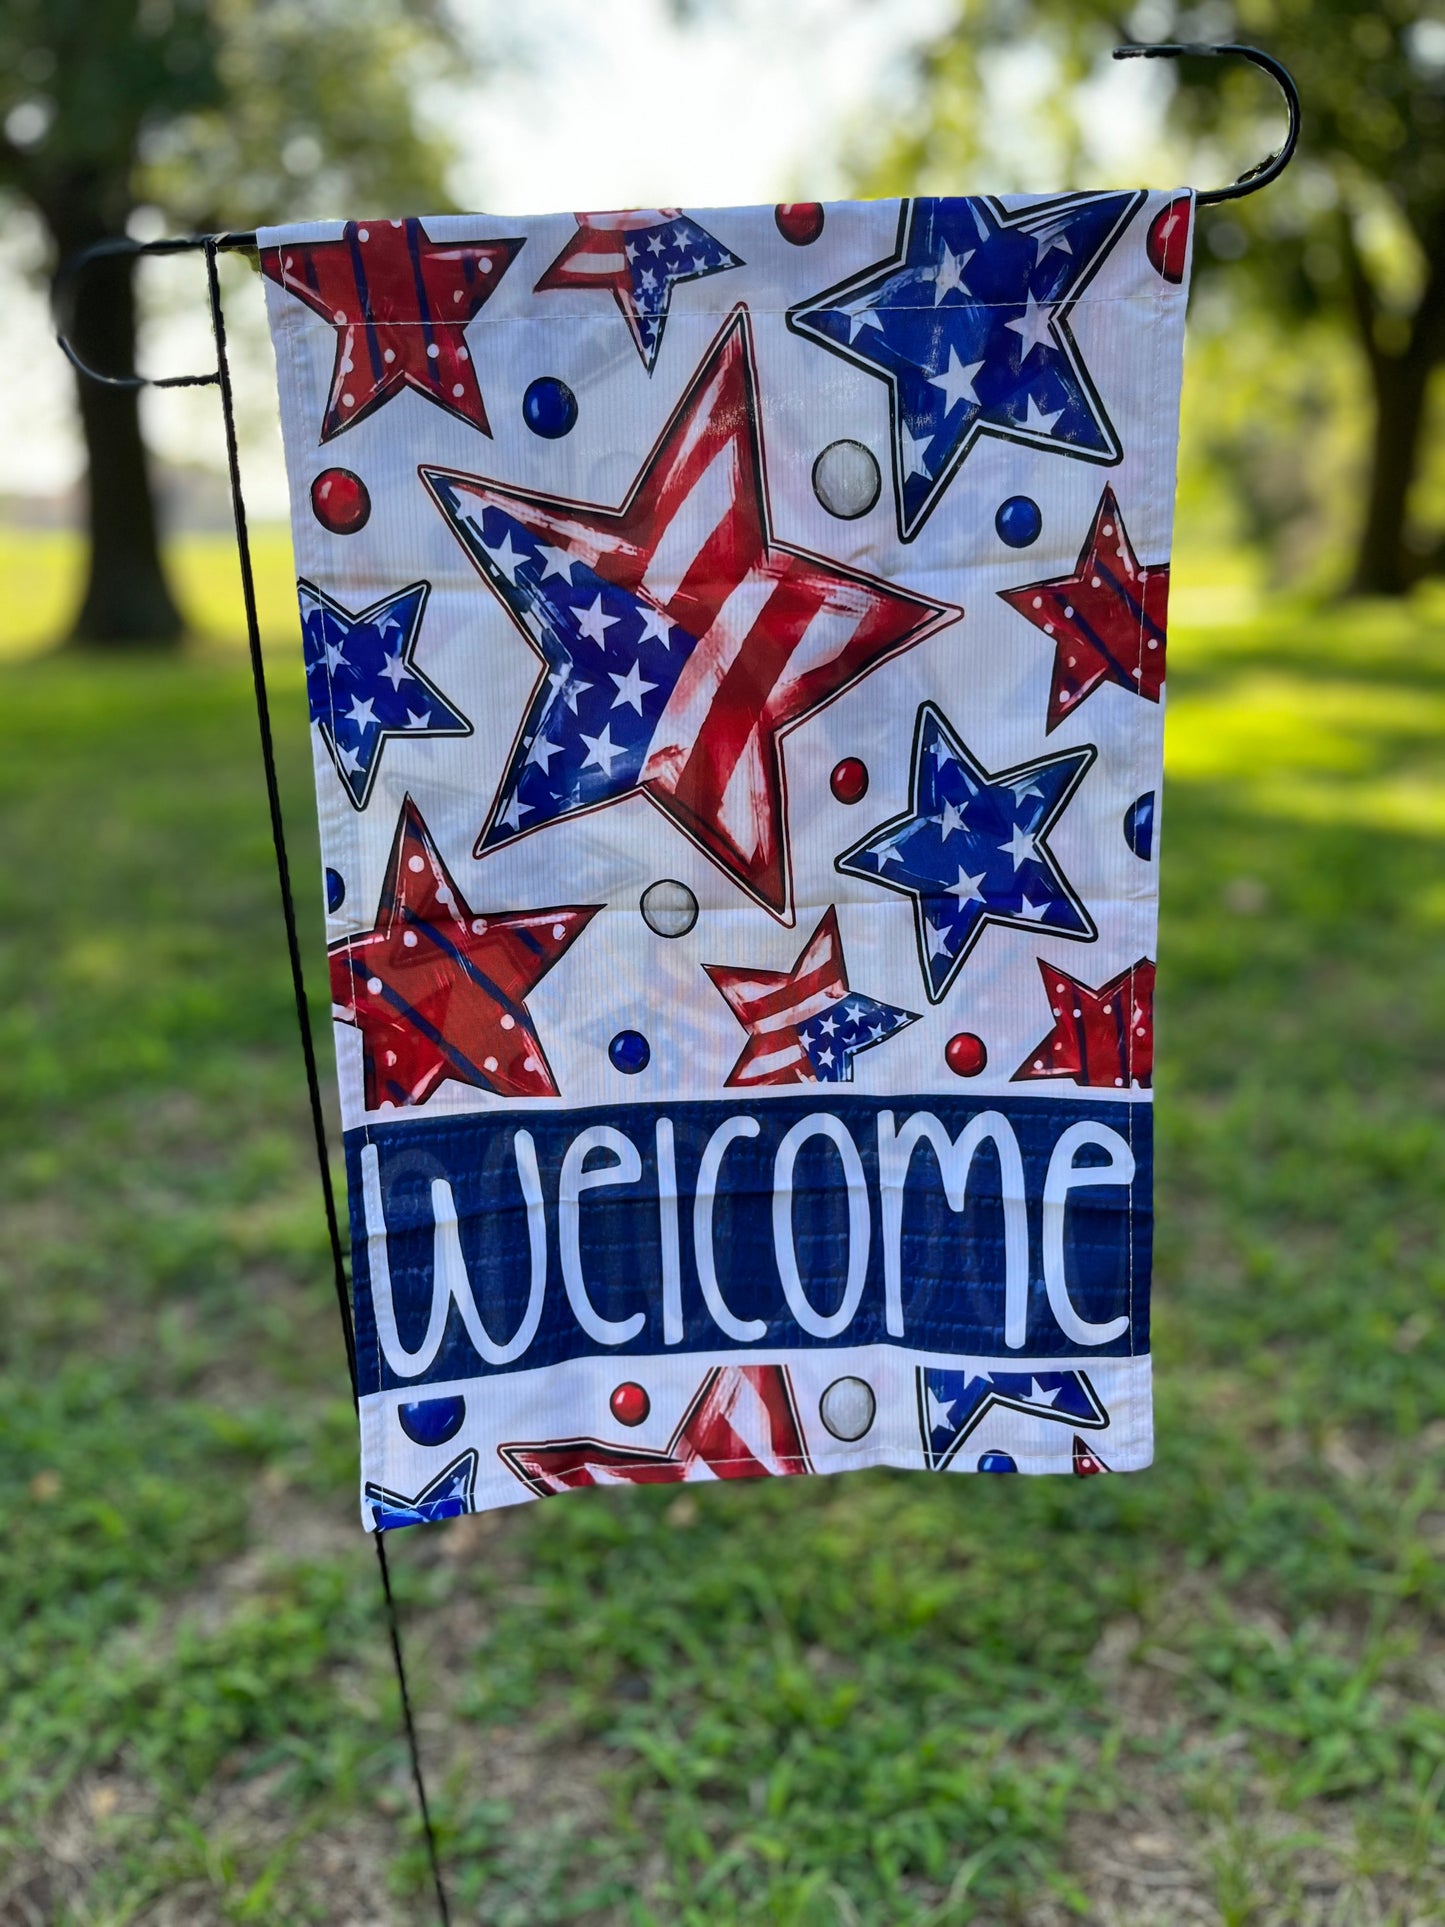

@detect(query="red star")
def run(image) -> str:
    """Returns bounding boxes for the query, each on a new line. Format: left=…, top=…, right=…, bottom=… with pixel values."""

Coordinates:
left=261, top=218, right=523, bottom=441
left=999, top=487, right=1168, bottom=732
left=1012, top=957, right=1155, bottom=1090
left=423, top=308, right=956, bottom=917
left=706, top=907, right=846, bottom=1088
left=500, top=1366, right=810, bottom=1495
left=329, top=799, right=598, bottom=1107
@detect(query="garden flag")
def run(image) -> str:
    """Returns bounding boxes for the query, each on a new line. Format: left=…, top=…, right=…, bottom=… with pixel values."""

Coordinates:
left=260, top=191, right=1193, bottom=1529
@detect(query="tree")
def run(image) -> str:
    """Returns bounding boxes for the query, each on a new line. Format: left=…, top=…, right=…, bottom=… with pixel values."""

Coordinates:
left=862, top=1, right=1445, bottom=595
left=0, top=0, right=459, bottom=645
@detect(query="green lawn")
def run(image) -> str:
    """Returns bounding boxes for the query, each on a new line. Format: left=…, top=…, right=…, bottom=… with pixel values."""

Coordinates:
left=2, top=540, right=1444, bottom=1925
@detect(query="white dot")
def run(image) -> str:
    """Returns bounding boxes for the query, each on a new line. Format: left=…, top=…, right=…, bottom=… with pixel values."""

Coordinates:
left=1103, top=523, right=1114, bottom=536
left=471, top=918, right=487, bottom=934
left=1032, top=596, right=1043, bottom=609
left=1064, top=604, right=1075, bottom=618
left=284, top=255, right=294, bottom=269
left=812, top=439, right=881, bottom=520
left=1067, top=655, right=1076, bottom=666
left=552, top=922, right=566, bottom=939
left=403, top=931, right=418, bottom=948
left=1132, top=667, right=1143, bottom=679
left=1059, top=689, right=1071, bottom=703
left=339, top=356, right=353, bottom=374
left=1091, top=576, right=1102, bottom=589
left=452, top=384, right=465, bottom=398
left=452, top=289, right=464, bottom=303
left=1052, top=1006, right=1061, bottom=1016
left=1147, top=638, right=1159, bottom=649
left=380, top=1100, right=395, bottom=1111
left=408, top=855, right=424, bottom=873
left=358, top=228, right=370, bottom=242
left=1054, top=1041, right=1064, bottom=1052
left=480, top=258, right=492, bottom=272
left=385, top=1050, right=396, bottom=1066
left=1115, top=1077, right=1124, bottom=1087
left=500, top=1013, right=515, bottom=1030
left=367, top=977, right=383, bottom=995
left=1033, top=1059, right=1044, bottom=1070
left=484, top=1055, right=498, bottom=1072
left=426, top=343, right=439, bottom=358
left=342, top=394, right=355, bottom=408
left=383, top=348, right=395, bottom=364
left=1073, top=1007, right=1082, bottom=1018
left=1056, top=984, right=1067, bottom=994
left=436, top=887, right=452, bottom=906
left=457, top=347, right=469, bottom=363
left=1102, top=1002, right=1113, bottom=1014
left=1136, top=1025, right=1147, bottom=1036
left=391, top=219, right=403, bottom=227
left=1044, top=623, right=1055, bottom=635
left=524, top=1055, right=539, bottom=1073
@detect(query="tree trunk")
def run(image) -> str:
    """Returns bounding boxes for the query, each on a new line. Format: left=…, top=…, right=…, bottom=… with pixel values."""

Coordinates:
left=52, top=213, right=185, bottom=646
left=1350, top=343, right=1431, bottom=596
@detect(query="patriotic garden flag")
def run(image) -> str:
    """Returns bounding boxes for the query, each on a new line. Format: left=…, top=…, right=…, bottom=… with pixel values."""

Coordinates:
left=260, top=192, right=1193, bottom=1528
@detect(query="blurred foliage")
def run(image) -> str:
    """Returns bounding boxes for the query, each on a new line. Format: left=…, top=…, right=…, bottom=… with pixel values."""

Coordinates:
left=0, top=0, right=459, bottom=234
left=862, top=0, right=1445, bottom=591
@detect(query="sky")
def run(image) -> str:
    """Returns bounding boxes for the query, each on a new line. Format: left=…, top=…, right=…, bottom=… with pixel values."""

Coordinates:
left=7, top=0, right=1174, bottom=517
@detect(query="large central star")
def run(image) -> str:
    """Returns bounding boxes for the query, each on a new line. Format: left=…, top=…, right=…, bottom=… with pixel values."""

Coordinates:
left=329, top=798, right=599, bottom=1108
left=787, top=192, right=1142, bottom=539
left=261, top=218, right=523, bottom=441
left=421, top=308, right=957, bottom=919
left=835, top=701, right=1096, bottom=1003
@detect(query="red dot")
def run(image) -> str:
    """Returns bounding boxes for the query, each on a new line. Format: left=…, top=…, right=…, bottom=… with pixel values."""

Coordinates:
left=775, top=202, right=825, bottom=246
left=610, top=1381, right=650, bottom=1427
left=311, top=467, right=371, bottom=534
left=1146, top=196, right=1191, bottom=284
left=830, top=757, right=869, bottom=804
left=945, top=1032, right=987, bottom=1077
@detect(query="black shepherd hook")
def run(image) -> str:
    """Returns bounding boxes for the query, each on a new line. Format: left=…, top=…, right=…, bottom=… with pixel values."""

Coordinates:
left=1114, top=42, right=1301, bottom=205
left=51, top=41, right=1299, bottom=391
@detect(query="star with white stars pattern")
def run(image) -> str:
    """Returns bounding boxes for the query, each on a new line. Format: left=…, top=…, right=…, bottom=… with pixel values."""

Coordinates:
left=835, top=701, right=1097, bottom=1003
left=917, top=1366, right=1109, bottom=1469
left=421, top=310, right=951, bottom=916
left=298, top=580, right=470, bottom=810
left=787, top=191, right=1142, bottom=539
left=535, top=208, right=743, bottom=372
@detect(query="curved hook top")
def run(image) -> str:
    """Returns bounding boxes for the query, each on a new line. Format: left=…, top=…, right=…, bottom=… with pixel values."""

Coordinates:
left=1113, top=43, right=1301, bottom=206
left=52, top=230, right=256, bottom=391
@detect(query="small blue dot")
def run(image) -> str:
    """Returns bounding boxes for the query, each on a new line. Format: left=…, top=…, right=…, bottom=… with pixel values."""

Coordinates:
left=325, top=867, right=346, bottom=912
left=1124, top=791, right=1156, bottom=861
left=398, top=1396, right=466, bottom=1447
left=523, top=376, right=578, bottom=439
left=978, top=1451, right=1018, bottom=1474
left=995, top=495, right=1042, bottom=547
left=609, top=1029, right=650, bottom=1074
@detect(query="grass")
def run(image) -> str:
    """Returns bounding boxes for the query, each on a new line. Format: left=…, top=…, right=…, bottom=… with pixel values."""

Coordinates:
left=1, top=533, right=1444, bottom=1924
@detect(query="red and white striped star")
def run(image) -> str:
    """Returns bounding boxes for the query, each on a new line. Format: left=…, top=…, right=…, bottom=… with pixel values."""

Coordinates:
left=424, top=308, right=957, bottom=918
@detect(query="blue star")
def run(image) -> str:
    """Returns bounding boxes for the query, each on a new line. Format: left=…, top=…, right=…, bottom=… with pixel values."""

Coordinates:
left=365, top=1449, right=477, bottom=1531
left=835, top=702, right=1096, bottom=1003
left=918, top=1367, right=1107, bottom=1470
left=788, top=191, right=1142, bottom=539
left=299, top=579, right=470, bottom=810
